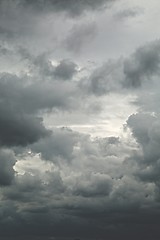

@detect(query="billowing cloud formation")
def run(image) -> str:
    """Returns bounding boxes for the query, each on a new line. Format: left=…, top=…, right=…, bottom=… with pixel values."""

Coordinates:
left=0, top=72, right=77, bottom=147
left=31, top=128, right=79, bottom=162
left=123, top=41, right=160, bottom=87
left=79, top=40, right=160, bottom=96
left=1, top=35, right=160, bottom=239
left=0, top=75, right=50, bottom=145
left=81, top=60, right=123, bottom=95
left=18, top=50, right=78, bottom=80
left=1, top=39, right=160, bottom=238
left=0, top=127, right=159, bottom=239
left=127, top=113, right=160, bottom=182
left=1, top=0, right=160, bottom=239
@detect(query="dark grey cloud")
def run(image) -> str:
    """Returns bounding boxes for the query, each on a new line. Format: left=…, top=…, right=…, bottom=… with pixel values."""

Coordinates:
left=3, top=171, right=65, bottom=202
left=1, top=0, right=160, bottom=238
left=0, top=0, right=117, bottom=55
left=31, top=128, right=79, bottom=162
left=0, top=149, right=16, bottom=186
left=54, top=60, right=78, bottom=80
left=0, top=44, right=12, bottom=55
left=127, top=113, right=155, bottom=146
left=0, top=25, right=14, bottom=39
left=64, top=22, right=97, bottom=53
left=17, top=50, right=78, bottom=80
left=73, top=172, right=112, bottom=197
left=0, top=77, right=49, bottom=147
left=123, top=41, right=160, bottom=88
left=31, top=54, right=56, bottom=77
left=80, top=60, right=123, bottom=96
left=0, top=110, right=48, bottom=147
left=0, top=71, right=77, bottom=112
left=20, top=0, right=116, bottom=16
left=0, top=131, right=159, bottom=239
left=78, top=40, right=160, bottom=97
left=114, top=7, right=143, bottom=20
left=0, top=72, right=78, bottom=147
left=0, top=73, right=48, bottom=147
left=126, top=113, right=160, bottom=183
left=0, top=127, right=158, bottom=239
left=0, top=1, right=40, bottom=42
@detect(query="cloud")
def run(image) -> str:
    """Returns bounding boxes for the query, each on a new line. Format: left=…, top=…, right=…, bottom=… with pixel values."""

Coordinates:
left=0, top=149, right=16, bottom=186
left=77, top=40, right=160, bottom=96
left=80, top=59, right=123, bottom=96
left=64, top=22, right=97, bottom=53
left=127, top=113, right=155, bottom=146
left=0, top=110, right=48, bottom=147
left=0, top=130, right=158, bottom=239
left=0, top=0, right=117, bottom=55
left=30, top=128, right=79, bottom=163
left=114, top=7, right=143, bottom=20
left=73, top=172, right=112, bottom=197
left=123, top=40, right=160, bottom=185
left=18, top=50, right=79, bottom=80
left=20, top=0, right=116, bottom=16
left=1, top=0, right=160, bottom=238
left=0, top=73, right=49, bottom=147
left=54, top=59, right=78, bottom=80
left=0, top=72, right=78, bottom=147
left=126, top=113, right=160, bottom=183
left=123, top=40, right=160, bottom=88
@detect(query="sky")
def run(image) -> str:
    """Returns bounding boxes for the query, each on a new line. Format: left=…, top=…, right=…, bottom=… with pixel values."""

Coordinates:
left=1, top=0, right=160, bottom=239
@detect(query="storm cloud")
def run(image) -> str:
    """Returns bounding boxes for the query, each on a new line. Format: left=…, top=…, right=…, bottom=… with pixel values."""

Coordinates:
left=20, top=0, right=116, bottom=16
left=0, top=149, right=16, bottom=186
left=0, top=72, right=77, bottom=146
left=123, top=40, right=160, bottom=88
left=1, top=0, right=160, bottom=239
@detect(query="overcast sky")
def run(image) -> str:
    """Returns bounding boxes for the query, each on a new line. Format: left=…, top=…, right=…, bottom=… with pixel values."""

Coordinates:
left=1, top=0, right=160, bottom=239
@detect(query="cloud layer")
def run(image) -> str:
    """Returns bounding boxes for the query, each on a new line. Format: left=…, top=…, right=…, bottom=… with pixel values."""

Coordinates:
left=1, top=0, right=160, bottom=239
